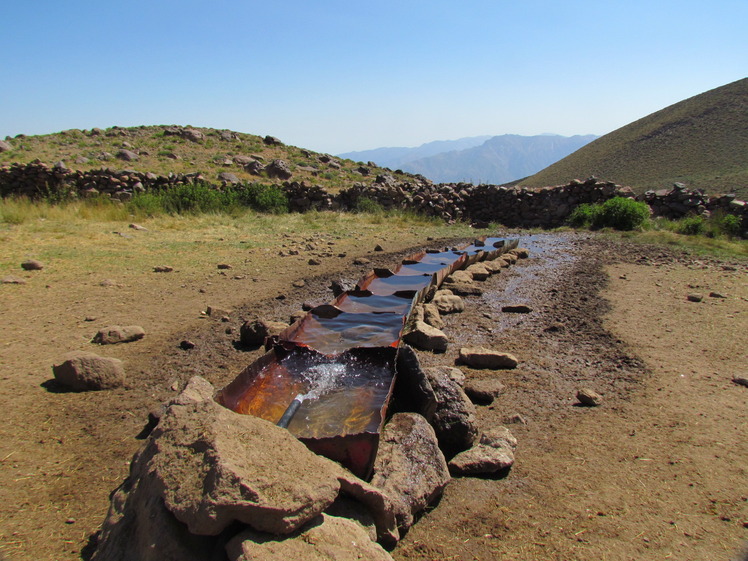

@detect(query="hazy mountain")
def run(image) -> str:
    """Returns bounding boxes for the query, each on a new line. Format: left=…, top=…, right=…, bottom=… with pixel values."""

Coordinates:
left=402, top=134, right=598, bottom=184
left=338, top=136, right=492, bottom=170
left=521, top=77, right=748, bottom=198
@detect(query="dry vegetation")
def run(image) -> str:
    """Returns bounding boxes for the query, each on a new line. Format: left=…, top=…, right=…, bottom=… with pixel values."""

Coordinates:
left=522, top=77, right=748, bottom=198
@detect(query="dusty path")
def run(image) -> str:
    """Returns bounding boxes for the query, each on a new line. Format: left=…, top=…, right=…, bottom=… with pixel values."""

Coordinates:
left=395, top=236, right=748, bottom=561
left=0, top=232, right=746, bottom=560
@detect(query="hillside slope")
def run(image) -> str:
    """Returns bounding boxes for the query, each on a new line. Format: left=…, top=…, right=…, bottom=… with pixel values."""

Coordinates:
left=521, top=78, right=748, bottom=198
left=402, top=134, right=597, bottom=184
left=0, top=125, right=408, bottom=193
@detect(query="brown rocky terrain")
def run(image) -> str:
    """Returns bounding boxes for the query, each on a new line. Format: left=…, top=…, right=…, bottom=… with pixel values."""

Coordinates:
left=0, top=232, right=746, bottom=560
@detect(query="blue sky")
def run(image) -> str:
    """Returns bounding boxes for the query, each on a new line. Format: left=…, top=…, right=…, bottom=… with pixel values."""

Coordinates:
left=1, top=1, right=746, bottom=154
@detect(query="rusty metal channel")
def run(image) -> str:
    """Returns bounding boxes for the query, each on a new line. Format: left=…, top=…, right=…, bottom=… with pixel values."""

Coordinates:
left=215, top=236, right=518, bottom=478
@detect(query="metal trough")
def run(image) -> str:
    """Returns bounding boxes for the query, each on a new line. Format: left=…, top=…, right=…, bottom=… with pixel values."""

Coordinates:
left=215, top=236, right=518, bottom=479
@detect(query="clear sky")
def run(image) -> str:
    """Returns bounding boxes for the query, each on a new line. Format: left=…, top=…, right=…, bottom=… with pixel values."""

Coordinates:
left=1, top=1, right=746, bottom=154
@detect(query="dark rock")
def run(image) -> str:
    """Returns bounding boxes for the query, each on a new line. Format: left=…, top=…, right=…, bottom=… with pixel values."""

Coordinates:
left=374, top=244, right=384, bottom=252
left=265, top=159, right=293, bottom=180
left=2, top=275, right=26, bottom=284
left=422, top=366, right=479, bottom=456
left=92, top=325, right=145, bottom=345
left=179, top=340, right=196, bottom=350
left=52, top=351, right=125, bottom=391
left=330, top=279, right=355, bottom=297
left=501, top=304, right=533, bottom=313
left=263, top=135, right=282, bottom=146
left=709, top=291, right=726, bottom=299
left=731, top=376, right=748, bottom=388
left=153, top=265, right=174, bottom=273
left=687, top=293, right=703, bottom=302
left=21, top=259, right=44, bottom=271
left=239, top=319, right=288, bottom=346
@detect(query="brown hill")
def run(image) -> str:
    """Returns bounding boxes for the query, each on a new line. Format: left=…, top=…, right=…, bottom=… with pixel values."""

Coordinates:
left=520, top=78, right=748, bottom=199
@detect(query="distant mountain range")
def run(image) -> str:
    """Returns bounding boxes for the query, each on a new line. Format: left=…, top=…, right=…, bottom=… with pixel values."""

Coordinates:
left=521, top=77, right=748, bottom=198
left=339, top=134, right=598, bottom=184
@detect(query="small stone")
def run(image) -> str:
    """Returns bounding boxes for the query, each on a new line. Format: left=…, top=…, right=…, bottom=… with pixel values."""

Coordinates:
left=501, top=304, right=533, bottom=313
left=463, top=379, right=506, bottom=405
left=65, top=518, right=76, bottom=524
left=459, top=347, right=518, bottom=369
left=292, top=280, right=306, bottom=288
left=576, top=388, right=603, bottom=406
left=709, top=292, right=726, bottom=299
left=52, top=351, right=125, bottom=391
left=687, top=293, right=703, bottom=302
left=128, top=223, right=148, bottom=231
left=153, top=265, right=174, bottom=273
left=403, top=321, right=448, bottom=352
left=374, top=244, right=384, bottom=252
left=21, top=259, right=44, bottom=271
left=179, top=340, right=196, bottom=350
left=511, top=248, right=530, bottom=259
left=206, top=306, right=230, bottom=318
left=505, top=413, right=527, bottom=425
left=308, top=258, right=321, bottom=266
left=448, top=443, right=514, bottom=476
left=732, top=376, right=748, bottom=388
left=353, top=257, right=371, bottom=265
left=2, top=275, right=26, bottom=284
left=217, top=263, right=232, bottom=270
left=92, top=325, right=145, bottom=345
left=432, top=294, right=465, bottom=314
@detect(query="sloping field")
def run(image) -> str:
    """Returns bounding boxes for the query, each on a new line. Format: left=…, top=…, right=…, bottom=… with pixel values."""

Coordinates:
left=521, top=78, right=748, bottom=199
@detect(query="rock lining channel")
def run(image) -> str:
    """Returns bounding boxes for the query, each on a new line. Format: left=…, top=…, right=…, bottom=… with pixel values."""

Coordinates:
left=90, top=240, right=532, bottom=560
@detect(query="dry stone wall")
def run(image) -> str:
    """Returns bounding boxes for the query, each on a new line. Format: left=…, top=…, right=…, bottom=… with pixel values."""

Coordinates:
left=1, top=162, right=746, bottom=232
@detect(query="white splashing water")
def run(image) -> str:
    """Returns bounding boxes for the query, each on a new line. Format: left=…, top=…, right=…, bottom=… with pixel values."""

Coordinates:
left=298, top=362, right=350, bottom=401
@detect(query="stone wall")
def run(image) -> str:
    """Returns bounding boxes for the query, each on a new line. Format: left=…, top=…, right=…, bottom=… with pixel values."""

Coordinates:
left=1, top=162, right=746, bottom=233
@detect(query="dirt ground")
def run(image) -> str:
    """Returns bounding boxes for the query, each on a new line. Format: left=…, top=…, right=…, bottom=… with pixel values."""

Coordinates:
left=0, top=232, right=746, bottom=561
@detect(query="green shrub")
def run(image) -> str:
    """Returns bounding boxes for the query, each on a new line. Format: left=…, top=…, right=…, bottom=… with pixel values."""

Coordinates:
left=567, top=203, right=597, bottom=228
left=354, top=197, right=384, bottom=214
left=676, top=215, right=705, bottom=236
left=591, top=197, right=650, bottom=231
left=235, top=183, right=289, bottom=214
left=128, top=192, right=164, bottom=217
left=714, top=213, right=742, bottom=238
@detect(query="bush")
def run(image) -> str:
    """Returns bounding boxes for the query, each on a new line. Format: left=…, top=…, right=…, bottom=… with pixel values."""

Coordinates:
left=676, top=215, right=705, bottom=236
left=591, top=197, right=650, bottom=231
left=234, top=183, right=288, bottom=214
left=567, top=203, right=597, bottom=228
left=714, top=213, right=742, bottom=238
left=354, top=197, right=384, bottom=214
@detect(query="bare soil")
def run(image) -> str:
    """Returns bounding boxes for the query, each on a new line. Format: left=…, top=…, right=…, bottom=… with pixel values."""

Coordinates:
left=0, top=233, right=746, bottom=561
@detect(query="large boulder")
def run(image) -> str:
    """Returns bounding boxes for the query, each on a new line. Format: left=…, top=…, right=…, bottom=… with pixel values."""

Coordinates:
left=225, top=514, right=394, bottom=561
left=371, top=413, right=450, bottom=529
left=92, top=325, right=145, bottom=345
left=93, top=377, right=400, bottom=559
left=265, top=159, right=293, bottom=179
left=52, top=351, right=125, bottom=391
left=422, top=366, right=479, bottom=456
